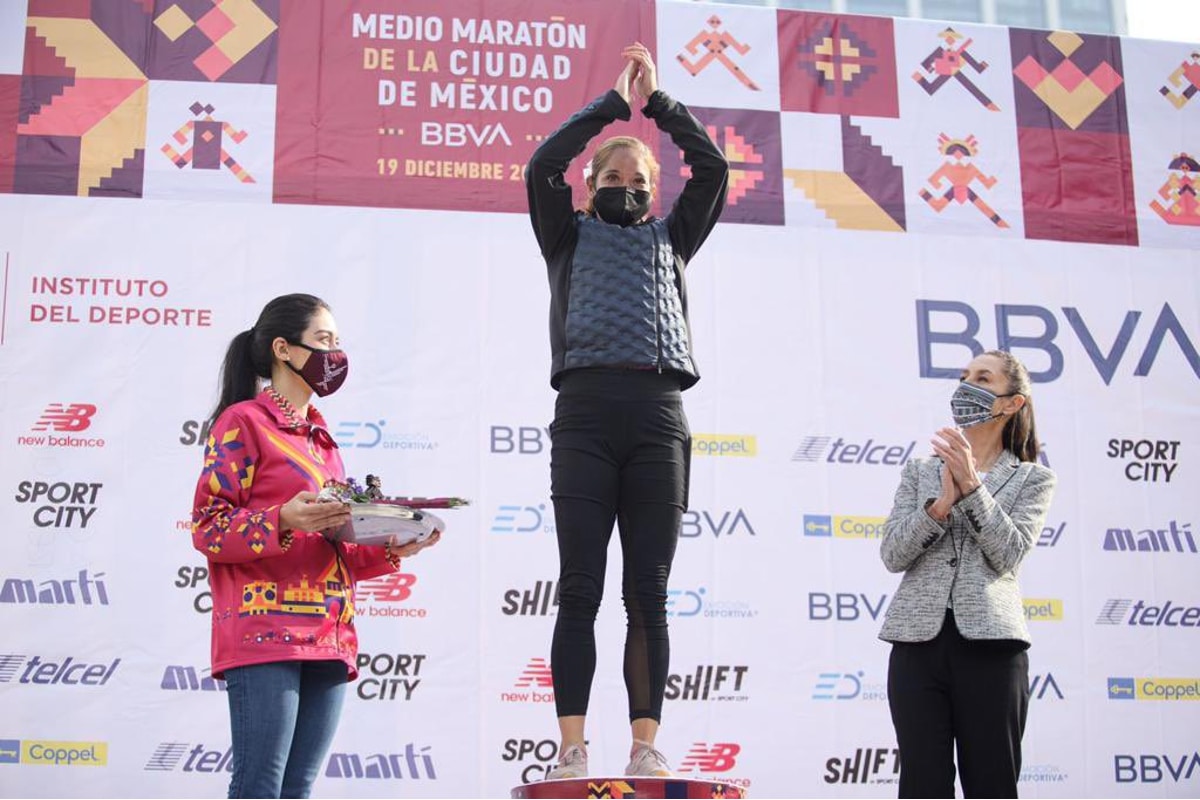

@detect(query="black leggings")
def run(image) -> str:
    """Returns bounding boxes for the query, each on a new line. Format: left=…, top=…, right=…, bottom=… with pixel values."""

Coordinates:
left=549, top=369, right=690, bottom=723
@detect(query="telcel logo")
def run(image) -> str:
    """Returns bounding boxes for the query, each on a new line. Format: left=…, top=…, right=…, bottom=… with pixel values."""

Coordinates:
left=1023, top=598, right=1064, bottom=622
left=692, top=434, right=757, bottom=457
left=792, top=436, right=915, bottom=465
left=4, top=740, right=107, bottom=767
left=1096, top=598, right=1200, bottom=627
left=0, top=655, right=119, bottom=686
left=803, top=514, right=885, bottom=539
left=1108, top=677, right=1200, bottom=701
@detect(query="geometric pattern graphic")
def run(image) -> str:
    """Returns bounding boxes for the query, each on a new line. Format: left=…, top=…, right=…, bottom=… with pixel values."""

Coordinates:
left=660, top=107, right=783, bottom=226
left=778, top=11, right=899, bottom=118
left=1012, top=29, right=1137, bottom=245
left=913, top=27, right=1000, bottom=111
left=0, top=75, right=17, bottom=194
left=918, top=133, right=1009, bottom=228
left=1149, top=153, right=1200, bottom=226
left=784, top=115, right=906, bottom=232
left=1160, top=50, right=1200, bottom=109
left=148, top=0, right=279, bottom=83
left=161, top=101, right=255, bottom=183
left=677, top=14, right=761, bottom=91
left=16, top=6, right=150, bottom=197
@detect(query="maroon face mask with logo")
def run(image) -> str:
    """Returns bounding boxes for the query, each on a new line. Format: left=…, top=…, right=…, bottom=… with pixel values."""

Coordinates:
left=287, top=343, right=349, bottom=397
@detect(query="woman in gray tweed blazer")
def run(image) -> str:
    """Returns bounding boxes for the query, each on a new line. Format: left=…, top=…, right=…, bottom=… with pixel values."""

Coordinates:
left=878, top=351, right=1056, bottom=799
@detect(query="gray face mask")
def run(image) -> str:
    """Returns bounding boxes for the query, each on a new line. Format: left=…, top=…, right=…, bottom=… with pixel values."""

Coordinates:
left=950, top=381, right=1014, bottom=428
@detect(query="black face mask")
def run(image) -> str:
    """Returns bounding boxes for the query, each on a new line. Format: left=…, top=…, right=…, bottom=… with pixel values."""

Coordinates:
left=593, top=187, right=651, bottom=227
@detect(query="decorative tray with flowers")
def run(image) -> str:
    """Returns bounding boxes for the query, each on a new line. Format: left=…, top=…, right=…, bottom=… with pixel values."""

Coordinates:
left=317, top=475, right=469, bottom=546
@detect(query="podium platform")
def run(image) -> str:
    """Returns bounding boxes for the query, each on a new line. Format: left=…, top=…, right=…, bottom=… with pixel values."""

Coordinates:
left=511, top=776, right=746, bottom=798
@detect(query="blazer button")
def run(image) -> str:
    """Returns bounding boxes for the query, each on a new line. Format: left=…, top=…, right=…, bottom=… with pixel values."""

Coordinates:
left=949, top=558, right=958, bottom=567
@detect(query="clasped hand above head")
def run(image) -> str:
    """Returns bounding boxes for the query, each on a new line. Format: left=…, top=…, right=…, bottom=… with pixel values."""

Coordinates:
left=614, top=42, right=658, bottom=105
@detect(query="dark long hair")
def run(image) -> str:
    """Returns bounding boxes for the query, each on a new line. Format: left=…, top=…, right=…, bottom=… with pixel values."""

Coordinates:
left=986, top=349, right=1040, bottom=463
left=209, top=293, right=330, bottom=423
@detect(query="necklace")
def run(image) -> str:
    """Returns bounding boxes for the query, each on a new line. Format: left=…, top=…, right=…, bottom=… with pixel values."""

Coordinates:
left=266, top=385, right=306, bottom=429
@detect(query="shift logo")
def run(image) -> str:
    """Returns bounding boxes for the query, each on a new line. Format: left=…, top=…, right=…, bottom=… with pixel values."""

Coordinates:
left=1107, top=438, right=1181, bottom=483
left=501, top=658, right=554, bottom=703
left=19, top=404, right=104, bottom=448
left=1107, top=677, right=1200, bottom=701
left=792, top=436, right=915, bottom=466
left=665, top=665, right=750, bottom=702
left=1023, top=598, right=1064, bottom=622
left=812, top=671, right=887, bottom=701
left=668, top=587, right=758, bottom=620
left=145, top=742, right=232, bottom=772
left=0, top=569, right=109, bottom=605
left=501, top=580, right=558, bottom=616
left=356, top=572, right=427, bottom=619
left=824, top=747, right=901, bottom=785
left=491, top=504, right=555, bottom=534
left=14, top=481, right=102, bottom=529
left=3, top=740, right=107, bottom=766
left=179, top=419, right=212, bottom=446
left=160, top=664, right=225, bottom=691
left=803, top=514, right=885, bottom=539
left=355, top=653, right=425, bottom=702
left=678, top=742, right=741, bottom=773
left=681, top=509, right=756, bottom=538
left=175, top=565, right=211, bottom=614
left=325, top=745, right=437, bottom=780
left=1038, top=521, right=1066, bottom=547
left=0, top=654, right=120, bottom=686
left=1029, top=672, right=1065, bottom=700
left=1114, top=752, right=1200, bottom=783
left=807, top=592, right=889, bottom=622
left=1096, top=598, right=1200, bottom=627
left=490, top=425, right=550, bottom=455
left=915, top=299, right=1199, bottom=384
left=1104, top=521, right=1195, bottom=553
left=334, top=420, right=438, bottom=451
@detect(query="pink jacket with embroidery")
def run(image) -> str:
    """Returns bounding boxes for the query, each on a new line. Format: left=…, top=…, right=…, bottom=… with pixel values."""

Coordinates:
left=190, top=391, right=396, bottom=679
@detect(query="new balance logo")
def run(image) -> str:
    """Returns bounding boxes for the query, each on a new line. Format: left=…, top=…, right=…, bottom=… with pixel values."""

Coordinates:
left=792, top=437, right=831, bottom=462
left=515, top=658, right=553, bottom=689
left=356, top=572, right=417, bottom=603
left=32, top=404, right=97, bottom=432
left=1097, top=599, right=1134, bottom=625
left=678, top=742, right=740, bottom=773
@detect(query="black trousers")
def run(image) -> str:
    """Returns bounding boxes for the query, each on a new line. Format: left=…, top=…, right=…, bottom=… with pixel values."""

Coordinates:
left=887, top=611, right=1030, bottom=799
left=549, top=369, right=690, bottom=723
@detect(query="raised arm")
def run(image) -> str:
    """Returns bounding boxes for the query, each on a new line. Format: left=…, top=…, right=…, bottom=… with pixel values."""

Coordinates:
left=653, top=90, right=729, bottom=264
left=526, top=90, right=632, bottom=260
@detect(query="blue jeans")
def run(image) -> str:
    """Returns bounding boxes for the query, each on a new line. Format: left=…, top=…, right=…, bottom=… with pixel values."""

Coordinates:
left=224, top=660, right=348, bottom=798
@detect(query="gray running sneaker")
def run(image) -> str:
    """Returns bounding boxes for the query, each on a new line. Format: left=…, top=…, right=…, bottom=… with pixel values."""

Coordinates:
left=545, top=744, right=588, bottom=780
left=624, top=743, right=676, bottom=777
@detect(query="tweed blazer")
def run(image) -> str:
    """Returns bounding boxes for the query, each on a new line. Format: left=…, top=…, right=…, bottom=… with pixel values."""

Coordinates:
left=878, top=452, right=1056, bottom=644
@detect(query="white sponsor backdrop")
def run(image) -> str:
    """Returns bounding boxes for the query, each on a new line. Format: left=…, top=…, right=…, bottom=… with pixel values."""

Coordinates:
left=1, top=5, right=1199, bottom=800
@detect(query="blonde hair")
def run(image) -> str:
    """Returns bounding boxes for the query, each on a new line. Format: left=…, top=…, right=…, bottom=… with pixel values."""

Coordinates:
left=583, top=136, right=660, bottom=214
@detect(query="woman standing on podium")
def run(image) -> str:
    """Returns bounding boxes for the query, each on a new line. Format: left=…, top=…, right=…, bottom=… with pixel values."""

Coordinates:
left=878, top=350, right=1057, bottom=798
left=525, top=43, right=729, bottom=780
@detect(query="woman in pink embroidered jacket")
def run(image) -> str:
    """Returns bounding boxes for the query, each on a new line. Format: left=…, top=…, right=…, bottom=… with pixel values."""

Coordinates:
left=191, top=293, right=439, bottom=798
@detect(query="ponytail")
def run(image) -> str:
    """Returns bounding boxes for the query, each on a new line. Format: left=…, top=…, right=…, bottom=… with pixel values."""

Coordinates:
left=208, top=294, right=331, bottom=424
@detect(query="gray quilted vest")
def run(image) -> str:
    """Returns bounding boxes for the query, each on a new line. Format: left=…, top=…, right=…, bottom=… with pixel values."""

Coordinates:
left=563, top=216, right=695, bottom=378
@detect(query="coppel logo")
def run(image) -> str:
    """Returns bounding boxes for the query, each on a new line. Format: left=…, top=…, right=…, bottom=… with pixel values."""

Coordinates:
left=803, top=514, right=885, bottom=539
left=0, top=740, right=107, bottom=766
left=1023, top=598, right=1064, bottom=622
left=692, top=434, right=757, bottom=457
left=1108, top=677, right=1200, bottom=701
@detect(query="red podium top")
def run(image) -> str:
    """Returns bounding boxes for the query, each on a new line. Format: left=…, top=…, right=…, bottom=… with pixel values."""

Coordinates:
left=511, top=776, right=746, bottom=799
